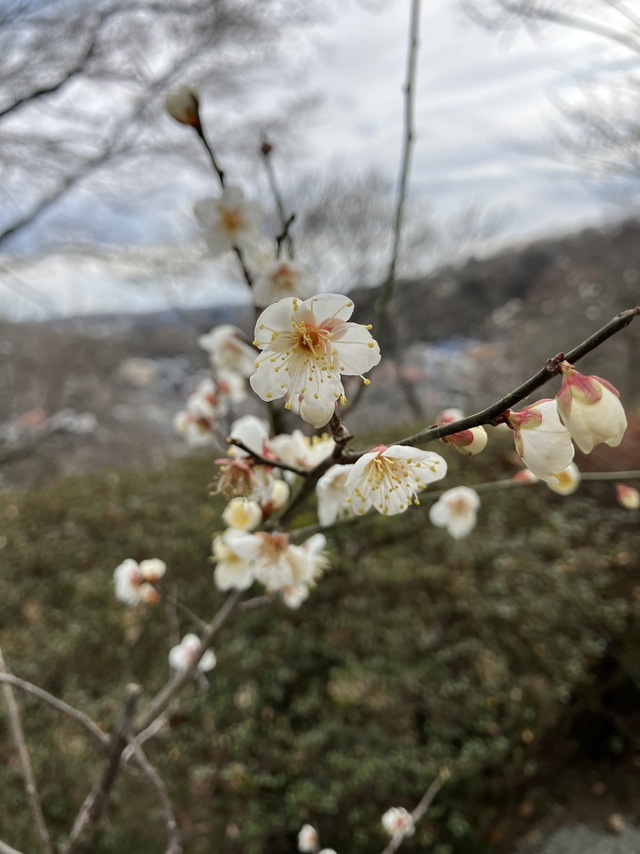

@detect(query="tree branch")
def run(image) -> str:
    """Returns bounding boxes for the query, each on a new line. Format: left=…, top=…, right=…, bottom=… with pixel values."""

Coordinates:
left=394, top=305, right=639, bottom=448
left=62, top=683, right=142, bottom=854
left=0, top=648, right=53, bottom=854
left=133, top=589, right=244, bottom=733
left=381, top=769, right=449, bottom=854
left=126, top=740, right=182, bottom=854
left=0, top=673, right=108, bottom=748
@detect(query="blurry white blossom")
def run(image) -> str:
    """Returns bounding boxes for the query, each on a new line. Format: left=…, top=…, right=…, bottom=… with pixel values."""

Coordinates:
left=269, top=429, right=335, bottom=478
left=556, top=362, right=627, bottom=454
left=169, top=633, right=216, bottom=672
left=250, top=294, right=380, bottom=428
left=344, top=445, right=447, bottom=516
left=194, top=186, right=264, bottom=256
left=212, top=528, right=256, bottom=591
left=382, top=806, right=415, bottom=839
left=429, top=486, right=480, bottom=539
left=114, top=558, right=166, bottom=606
left=199, top=324, right=256, bottom=377
left=616, top=483, right=639, bottom=510
left=228, top=415, right=272, bottom=459
left=316, top=463, right=354, bottom=526
left=546, top=462, right=580, bottom=496
left=297, top=824, right=318, bottom=853
left=253, top=256, right=317, bottom=307
left=222, top=497, right=262, bottom=531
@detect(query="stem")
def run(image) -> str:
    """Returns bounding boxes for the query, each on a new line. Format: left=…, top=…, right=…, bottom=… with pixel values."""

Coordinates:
left=126, top=740, right=182, bottom=854
left=62, top=684, right=142, bottom=854
left=0, top=674, right=108, bottom=748
left=134, top=589, right=244, bottom=733
left=381, top=769, right=449, bottom=854
left=260, top=139, right=294, bottom=258
left=347, top=0, right=422, bottom=415
left=0, top=648, right=53, bottom=854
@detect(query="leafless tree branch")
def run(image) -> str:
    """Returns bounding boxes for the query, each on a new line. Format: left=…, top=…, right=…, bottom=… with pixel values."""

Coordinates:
left=0, top=648, right=53, bottom=854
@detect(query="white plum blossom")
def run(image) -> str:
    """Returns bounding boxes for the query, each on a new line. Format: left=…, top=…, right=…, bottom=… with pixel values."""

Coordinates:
left=297, top=824, right=318, bottom=853
left=250, top=294, right=381, bottom=428
left=169, top=634, right=216, bottom=673
left=215, top=455, right=275, bottom=502
left=382, top=807, right=415, bottom=839
left=429, top=486, right=480, bottom=539
left=222, top=497, right=262, bottom=531
left=212, top=528, right=256, bottom=591
left=316, top=463, right=355, bottom=526
left=174, top=377, right=225, bottom=446
left=114, top=558, right=166, bottom=606
left=198, top=324, right=256, bottom=377
left=546, top=462, right=581, bottom=496
left=194, top=186, right=264, bottom=257
left=556, top=362, right=627, bottom=454
left=281, top=584, right=310, bottom=609
left=228, top=415, right=272, bottom=459
left=230, top=532, right=328, bottom=594
left=269, top=429, right=335, bottom=478
left=217, top=369, right=247, bottom=405
left=261, top=478, right=290, bottom=514
left=253, top=256, right=317, bottom=307
left=616, top=483, right=639, bottom=510
left=506, top=399, right=574, bottom=483
left=344, top=445, right=447, bottom=516
left=164, top=85, right=200, bottom=127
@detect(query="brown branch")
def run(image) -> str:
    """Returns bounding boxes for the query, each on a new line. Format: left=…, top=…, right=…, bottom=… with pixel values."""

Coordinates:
left=0, top=673, right=108, bottom=748
left=62, top=683, right=142, bottom=854
left=228, top=438, right=308, bottom=478
left=126, top=740, right=182, bottom=854
left=260, top=138, right=295, bottom=258
left=394, top=306, right=639, bottom=449
left=0, top=648, right=53, bottom=854
left=134, top=589, right=244, bottom=733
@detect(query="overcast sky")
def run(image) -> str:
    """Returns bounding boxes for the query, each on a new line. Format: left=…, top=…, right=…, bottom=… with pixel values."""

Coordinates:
left=1, top=0, right=638, bottom=319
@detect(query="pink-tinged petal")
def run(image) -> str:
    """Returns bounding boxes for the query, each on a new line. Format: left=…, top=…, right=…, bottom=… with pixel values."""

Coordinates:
left=306, top=293, right=355, bottom=323
left=333, top=323, right=382, bottom=375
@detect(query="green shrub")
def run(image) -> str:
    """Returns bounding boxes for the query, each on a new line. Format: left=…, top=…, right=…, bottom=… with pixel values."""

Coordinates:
left=0, top=451, right=637, bottom=852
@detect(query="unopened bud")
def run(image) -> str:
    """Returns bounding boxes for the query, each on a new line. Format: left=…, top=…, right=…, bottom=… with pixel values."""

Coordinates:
left=260, top=138, right=273, bottom=156
left=165, top=85, right=200, bottom=128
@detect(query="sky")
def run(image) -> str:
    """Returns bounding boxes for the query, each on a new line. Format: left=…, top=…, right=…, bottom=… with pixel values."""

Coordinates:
left=0, top=0, right=638, bottom=320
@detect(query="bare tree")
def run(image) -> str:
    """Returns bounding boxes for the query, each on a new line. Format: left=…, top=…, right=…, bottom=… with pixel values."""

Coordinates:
left=0, top=0, right=327, bottom=253
left=463, top=0, right=640, bottom=192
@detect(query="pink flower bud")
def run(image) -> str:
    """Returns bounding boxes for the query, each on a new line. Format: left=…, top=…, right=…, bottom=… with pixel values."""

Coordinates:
left=556, top=362, right=627, bottom=454
left=616, top=483, right=639, bottom=510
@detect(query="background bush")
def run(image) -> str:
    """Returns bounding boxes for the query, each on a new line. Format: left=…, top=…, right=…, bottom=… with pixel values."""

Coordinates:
left=0, top=444, right=638, bottom=853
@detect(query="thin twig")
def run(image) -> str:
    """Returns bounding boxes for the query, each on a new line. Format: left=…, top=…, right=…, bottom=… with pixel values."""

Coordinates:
left=346, top=0, right=422, bottom=415
left=62, top=684, right=142, bottom=854
left=228, top=438, right=308, bottom=477
left=381, top=769, right=450, bottom=854
left=194, top=123, right=254, bottom=288
left=393, top=306, right=640, bottom=449
left=0, top=648, right=53, bottom=854
left=0, top=673, right=108, bottom=748
left=260, top=137, right=295, bottom=258
left=134, top=589, right=244, bottom=733
left=126, top=740, right=182, bottom=854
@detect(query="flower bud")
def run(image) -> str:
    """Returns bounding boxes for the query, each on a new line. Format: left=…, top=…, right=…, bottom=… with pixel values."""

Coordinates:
left=616, top=483, right=639, bottom=510
left=556, top=362, right=627, bottom=454
left=443, top=425, right=488, bottom=457
left=165, top=85, right=200, bottom=128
